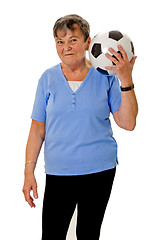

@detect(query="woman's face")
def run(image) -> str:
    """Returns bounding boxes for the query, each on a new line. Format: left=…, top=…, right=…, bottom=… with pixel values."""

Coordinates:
left=55, top=24, right=91, bottom=68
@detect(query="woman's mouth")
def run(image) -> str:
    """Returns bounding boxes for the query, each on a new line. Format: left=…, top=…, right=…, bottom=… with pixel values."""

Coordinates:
left=64, top=53, right=74, bottom=56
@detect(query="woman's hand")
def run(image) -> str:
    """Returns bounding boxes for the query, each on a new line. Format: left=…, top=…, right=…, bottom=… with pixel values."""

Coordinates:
left=22, top=173, right=38, bottom=208
left=105, top=45, right=137, bottom=86
left=22, top=120, right=45, bottom=207
left=105, top=45, right=138, bottom=131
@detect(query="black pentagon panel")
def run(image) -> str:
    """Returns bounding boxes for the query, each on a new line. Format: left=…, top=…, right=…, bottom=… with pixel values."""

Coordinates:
left=97, top=67, right=109, bottom=75
left=91, top=43, right=102, bottom=58
left=109, top=30, right=123, bottom=41
left=131, top=41, right=135, bottom=55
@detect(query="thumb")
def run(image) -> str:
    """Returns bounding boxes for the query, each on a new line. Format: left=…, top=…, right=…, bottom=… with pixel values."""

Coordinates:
left=130, top=56, right=137, bottom=68
left=33, top=185, right=38, bottom=199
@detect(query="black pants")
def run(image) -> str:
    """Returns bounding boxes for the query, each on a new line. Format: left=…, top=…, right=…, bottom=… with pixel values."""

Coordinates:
left=42, top=167, right=116, bottom=240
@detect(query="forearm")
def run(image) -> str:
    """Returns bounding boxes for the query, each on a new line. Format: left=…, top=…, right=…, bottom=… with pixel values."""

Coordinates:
left=106, top=45, right=138, bottom=130
left=117, top=87, right=138, bottom=130
left=25, top=126, right=45, bottom=175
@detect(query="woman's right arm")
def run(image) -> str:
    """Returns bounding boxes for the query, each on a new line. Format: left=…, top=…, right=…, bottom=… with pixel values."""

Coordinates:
left=22, top=120, right=45, bottom=208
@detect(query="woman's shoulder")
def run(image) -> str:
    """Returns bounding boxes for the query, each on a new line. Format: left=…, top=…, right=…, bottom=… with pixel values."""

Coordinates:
left=43, top=63, right=61, bottom=76
left=38, top=64, right=61, bottom=84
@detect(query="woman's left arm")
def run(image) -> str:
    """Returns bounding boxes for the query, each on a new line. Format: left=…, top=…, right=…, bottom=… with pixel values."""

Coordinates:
left=105, top=45, right=138, bottom=131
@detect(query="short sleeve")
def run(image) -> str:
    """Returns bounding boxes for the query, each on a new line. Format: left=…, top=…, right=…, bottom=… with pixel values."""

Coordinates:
left=108, top=75, right=121, bottom=114
left=31, top=73, right=49, bottom=122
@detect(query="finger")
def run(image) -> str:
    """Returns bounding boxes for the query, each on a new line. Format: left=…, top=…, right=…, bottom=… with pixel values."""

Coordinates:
left=24, top=189, right=36, bottom=208
left=105, top=65, right=117, bottom=71
left=25, top=190, right=32, bottom=204
left=117, top=45, right=128, bottom=61
left=28, top=195, right=36, bottom=208
left=105, top=53, right=119, bottom=65
left=130, top=56, right=137, bottom=68
left=108, top=47, right=123, bottom=62
left=23, top=188, right=30, bottom=202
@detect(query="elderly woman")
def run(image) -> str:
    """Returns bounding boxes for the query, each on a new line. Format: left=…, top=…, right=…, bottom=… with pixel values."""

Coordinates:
left=23, top=14, right=138, bottom=240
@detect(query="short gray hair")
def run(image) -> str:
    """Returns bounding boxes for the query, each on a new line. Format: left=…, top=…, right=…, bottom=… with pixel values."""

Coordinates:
left=53, top=14, right=90, bottom=42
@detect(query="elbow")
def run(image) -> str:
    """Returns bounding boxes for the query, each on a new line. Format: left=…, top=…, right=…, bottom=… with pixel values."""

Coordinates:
left=114, top=111, right=138, bottom=131
left=125, top=121, right=136, bottom=131
left=117, top=121, right=136, bottom=131
left=127, top=125, right=136, bottom=131
left=128, top=112, right=138, bottom=131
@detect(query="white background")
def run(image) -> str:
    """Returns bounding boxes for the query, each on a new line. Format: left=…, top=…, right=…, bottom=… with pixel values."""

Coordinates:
left=0, top=0, right=160, bottom=239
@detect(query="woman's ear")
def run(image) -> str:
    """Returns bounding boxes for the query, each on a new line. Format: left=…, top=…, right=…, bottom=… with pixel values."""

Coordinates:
left=86, top=37, right=91, bottom=50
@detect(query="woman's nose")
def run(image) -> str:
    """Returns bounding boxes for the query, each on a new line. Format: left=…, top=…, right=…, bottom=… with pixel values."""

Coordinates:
left=63, top=42, right=72, bottom=51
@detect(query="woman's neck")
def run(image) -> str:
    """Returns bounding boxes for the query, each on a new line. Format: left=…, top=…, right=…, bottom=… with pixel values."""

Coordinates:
left=61, top=59, right=91, bottom=81
left=61, top=58, right=91, bottom=73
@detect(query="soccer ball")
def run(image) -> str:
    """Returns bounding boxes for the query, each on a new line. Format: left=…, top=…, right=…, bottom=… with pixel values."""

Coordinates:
left=89, top=30, right=134, bottom=75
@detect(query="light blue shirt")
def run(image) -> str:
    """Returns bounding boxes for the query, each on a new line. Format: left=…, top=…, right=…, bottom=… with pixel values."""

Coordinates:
left=31, top=64, right=121, bottom=175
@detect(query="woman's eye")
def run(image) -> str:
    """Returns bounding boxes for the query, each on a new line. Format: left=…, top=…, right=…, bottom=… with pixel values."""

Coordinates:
left=57, top=41, right=63, bottom=44
left=71, top=39, right=77, bottom=43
